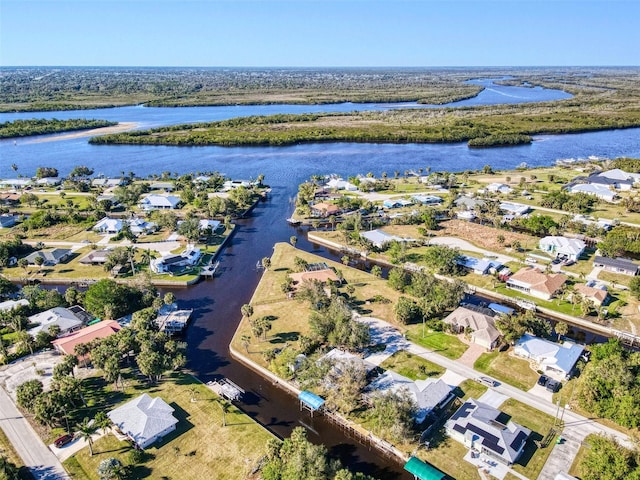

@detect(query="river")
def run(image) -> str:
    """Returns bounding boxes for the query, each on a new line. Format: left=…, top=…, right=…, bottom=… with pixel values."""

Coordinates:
left=2, top=80, right=640, bottom=478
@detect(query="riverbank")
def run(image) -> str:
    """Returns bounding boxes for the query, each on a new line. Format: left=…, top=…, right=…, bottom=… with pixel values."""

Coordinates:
left=21, top=122, right=138, bottom=144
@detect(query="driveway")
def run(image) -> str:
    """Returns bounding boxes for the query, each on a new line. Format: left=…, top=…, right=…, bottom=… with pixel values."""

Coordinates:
left=357, top=316, right=410, bottom=366
left=0, top=387, right=70, bottom=479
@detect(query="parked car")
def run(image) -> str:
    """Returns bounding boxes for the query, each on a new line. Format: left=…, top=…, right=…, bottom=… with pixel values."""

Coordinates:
left=546, top=379, right=561, bottom=393
left=476, top=376, right=498, bottom=387
left=537, top=375, right=549, bottom=386
left=54, top=433, right=74, bottom=448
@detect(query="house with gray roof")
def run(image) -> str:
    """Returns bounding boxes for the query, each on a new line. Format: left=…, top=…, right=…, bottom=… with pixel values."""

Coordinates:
left=513, top=333, right=584, bottom=380
left=360, top=229, right=415, bottom=249
left=539, top=236, right=586, bottom=261
left=25, top=248, right=71, bottom=266
left=27, top=306, right=87, bottom=337
left=568, top=183, right=617, bottom=202
left=593, top=255, right=640, bottom=276
left=79, top=249, right=112, bottom=265
left=108, top=393, right=178, bottom=449
left=445, top=399, right=531, bottom=466
left=367, top=370, right=454, bottom=424
left=139, top=194, right=181, bottom=211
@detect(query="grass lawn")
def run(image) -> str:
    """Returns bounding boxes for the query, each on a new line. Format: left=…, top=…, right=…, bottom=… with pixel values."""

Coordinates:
left=416, top=429, right=481, bottom=480
left=473, top=349, right=538, bottom=391
left=0, top=427, right=33, bottom=479
left=63, top=372, right=273, bottom=480
left=500, top=398, right=557, bottom=480
left=568, top=435, right=592, bottom=478
left=405, top=327, right=468, bottom=360
left=455, top=379, right=488, bottom=401
left=379, top=351, right=445, bottom=380
left=231, top=242, right=406, bottom=368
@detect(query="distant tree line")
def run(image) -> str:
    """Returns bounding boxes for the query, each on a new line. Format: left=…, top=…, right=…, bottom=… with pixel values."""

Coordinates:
left=0, top=118, right=116, bottom=138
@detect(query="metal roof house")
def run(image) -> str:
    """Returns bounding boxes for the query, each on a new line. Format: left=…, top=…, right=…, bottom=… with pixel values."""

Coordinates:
left=108, top=394, right=179, bottom=449
left=513, top=334, right=585, bottom=380
left=593, top=255, right=640, bottom=276
left=539, top=236, right=586, bottom=261
left=360, top=229, right=416, bottom=249
left=445, top=399, right=531, bottom=466
left=27, top=306, right=88, bottom=337
left=568, top=183, right=617, bottom=202
left=139, top=194, right=181, bottom=211
left=25, top=248, right=71, bottom=266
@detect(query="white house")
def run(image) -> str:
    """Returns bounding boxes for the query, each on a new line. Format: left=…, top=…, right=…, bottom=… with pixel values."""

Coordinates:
left=506, top=267, right=567, bottom=300
left=367, top=370, right=454, bottom=424
left=538, top=236, right=586, bottom=261
left=445, top=399, right=531, bottom=466
left=93, top=217, right=156, bottom=235
left=487, top=183, right=513, bottom=194
left=150, top=246, right=201, bottom=274
left=198, top=219, right=221, bottom=231
left=499, top=202, right=530, bottom=216
left=513, top=334, right=585, bottom=380
left=139, top=194, right=181, bottom=211
left=27, top=306, right=87, bottom=337
left=568, top=184, right=617, bottom=202
left=0, top=299, right=29, bottom=313
left=108, top=394, right=179, bottom=449
left=360, top=229, right=415, bottom=249
left=222, top=180, right=252, bottom=191
left=326, top=178, right=357, bottom=191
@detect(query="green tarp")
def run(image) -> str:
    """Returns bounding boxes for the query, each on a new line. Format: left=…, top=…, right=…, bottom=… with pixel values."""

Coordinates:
left=403, top=456, right=445, bottom=480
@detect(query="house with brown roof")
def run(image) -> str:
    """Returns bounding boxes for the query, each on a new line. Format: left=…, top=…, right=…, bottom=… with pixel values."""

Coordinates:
left=310, top=202, right=341, bottom=218
left=506, top=267, right=567, bottom=300
left=443, top=306, right=501, bottom=350
left=51, top=320, right=121, bottom=357
left=573, top=284, right=609, bottom=307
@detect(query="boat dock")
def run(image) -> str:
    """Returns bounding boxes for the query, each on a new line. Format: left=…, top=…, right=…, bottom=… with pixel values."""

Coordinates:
left=206, top=378, right=245, bottom=401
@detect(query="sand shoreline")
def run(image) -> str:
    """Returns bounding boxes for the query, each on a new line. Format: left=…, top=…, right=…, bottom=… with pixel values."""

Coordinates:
left=22, top=122, right=139, bottom=144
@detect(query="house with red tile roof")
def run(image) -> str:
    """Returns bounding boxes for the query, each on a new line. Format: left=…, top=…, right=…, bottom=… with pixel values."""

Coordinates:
left=51, top=320, right=121, bottom=356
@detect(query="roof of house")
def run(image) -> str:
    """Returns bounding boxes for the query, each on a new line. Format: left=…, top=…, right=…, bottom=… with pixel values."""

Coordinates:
left=0, top=299, right=29, bottom=312
left=140, top=194, right=181, bottom=208
left=508, top=267, right=567, bottom=296
left=27, top=306, right=85, bottom=336
left=457, top=255, right=503, bottom=274
left=593, top=255, right=639, bottom=272
left=446, top=399, right=531, bottom=464
left=368, top=370, right=453, bottom=423
left=443, top=307, right=501, bottom=346
left=539, top=236, right=586, bottom=255
left=499, top=202, right=530, bottom=215
left=514, top=333, right=584, bottom=374
left=311, top=202, right=340, bottom=214
left=574, top=284, right=609, bottom=304
left=360, top=229, right=416, bottom=247
left=198, top=219, right=221, bottom=230
left=569, top=183, right=616, bottom=200
left=26, top=248, right=71, bottom=264
left=412, top=195, right=443, bottom=204
left=454, top=196, right=485, bottom=210
left=79, top=249, right=112, bottom=264
left=52, top=320, right=121, bottom=355
left=107, top=394, right=178, bottom=447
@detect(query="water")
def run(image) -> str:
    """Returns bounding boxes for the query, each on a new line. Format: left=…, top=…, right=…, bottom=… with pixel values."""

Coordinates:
left=1, top=80, right=638, bottom=478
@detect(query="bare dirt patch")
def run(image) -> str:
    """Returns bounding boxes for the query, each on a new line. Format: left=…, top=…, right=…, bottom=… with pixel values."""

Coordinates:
left=435, top=219, right=537, bottom=252
left=24, top=122, right=139, bottom=144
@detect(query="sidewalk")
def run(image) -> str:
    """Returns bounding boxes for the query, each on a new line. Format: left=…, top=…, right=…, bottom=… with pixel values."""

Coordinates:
left=0, top=386, right=70, bottom=479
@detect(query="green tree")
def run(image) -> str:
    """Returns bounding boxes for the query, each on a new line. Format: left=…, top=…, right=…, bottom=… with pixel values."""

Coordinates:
left=16, top=379, right=43, bottom=411
left=177, top=216, right=201, bottom=242
left=261, top=257, right=271, bottom=270
left=370, top=265, right=382, bottom=278
left=241, top=304, right=254, bottom=319
left=555, top=321, right=569, bottom=340
left=581, top=435, right=640, bottom=480
left=97, top=457, right=125, bottom=480
left=367, top=390, right=416, bottom=444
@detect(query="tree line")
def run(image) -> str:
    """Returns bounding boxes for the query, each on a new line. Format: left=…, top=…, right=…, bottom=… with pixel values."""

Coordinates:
left=0, top=118, right=116, bottom=138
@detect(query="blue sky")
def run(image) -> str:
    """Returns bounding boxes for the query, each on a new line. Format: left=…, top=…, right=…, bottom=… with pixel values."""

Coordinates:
left=1, top=0, right=638, bottom=67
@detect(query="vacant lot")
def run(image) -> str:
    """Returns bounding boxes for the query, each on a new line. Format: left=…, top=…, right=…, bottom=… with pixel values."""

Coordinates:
left=474, top=349, right=539, bottom=391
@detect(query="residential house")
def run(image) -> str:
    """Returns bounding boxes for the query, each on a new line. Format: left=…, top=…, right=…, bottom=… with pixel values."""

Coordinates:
left=412, top=195, right=443, bottom=205
left=499, top=202, right=530, bottom=216
left=487, top=183, right=513, bottom=194
left=27, top=306, right=89, bottom=337
left=383, top=198, right=413, bottom=209
left=539, top=236, right=586, bottom=261
left=360, top=229, right=416, bottom=249
left=457, top=256, right=503, bottom=276
left=445, top=399, right=531, bottom=466
left=150, top=246, right=201, bottom=274
left=79, top=249, right=112, bottom=265
left=51, top=320, right=122, bottom=356
left=568, top=183, right=617, bottom=202
left=593, top=256, right=640, bottom=276
left=443, top=306, right=501, bottom=350
left=222, top=180, right=252, bottom=191
left=506, top=267, right=567, bottom=300
left=573, top=284, right=609, bottom=307
left=149, top=181, right=175, bottom=192
left=310, top=202, right=341, bottom=217
left=93, top=217, right=156, bottom=235
left=0, top=179, right=31, bottom=189
left=0, top=299, right=29, bottom=312
left=0, top=193, right=21, bottom=205
left=139, top=194, right=181, bottom=211
left=326, top=178, right=357, bottom=191
left=91, top=178, right=124, bottom=188
left=513, top=333, right=585, bottom=380
left=108, top=394, right=179, bottom=449
left=25, top=248, right=71, bottom=266
left=198, top=219, right=221, bottom=232
left=585, top=170, right=636, bottom=191
left=35, top=177, right=62, bottom=186
left=367, top=370, right=455, bottom=424
left=0, top=215, right=18, bottom=228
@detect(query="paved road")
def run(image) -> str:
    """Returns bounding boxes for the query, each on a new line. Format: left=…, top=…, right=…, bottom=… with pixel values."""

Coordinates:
left=0, top=387, right=70, bottom=479
left=358, top=316, right=633, bottom=449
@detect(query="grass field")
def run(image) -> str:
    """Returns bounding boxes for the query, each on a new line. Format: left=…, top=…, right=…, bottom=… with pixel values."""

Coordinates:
left=379, top=351, right=445, bottom=380
left=63, top=372, right=273, bottom=480
left=405, top=327, right=468, bottom=360
left=0, top=428, right=33, bottom=479
left=473, top=349, right=539, bottom=391
left=455, top=379, right=488, bottom=401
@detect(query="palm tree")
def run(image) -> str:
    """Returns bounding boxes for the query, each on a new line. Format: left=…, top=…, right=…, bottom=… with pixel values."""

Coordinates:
left=555, top=321, right=569, bottom=340
left=241, top=334, right=251, bottom=353
left=125, top=246, right=136, bottom=275
left=219, top=399, right=231, bottom=427
left=261, top=257, right=271, bottom=271
left=241, top=304, right=253, bottom=319
left=93, top=411, right=112, bottom=436
left=77, top=417, right=98, bottom=456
